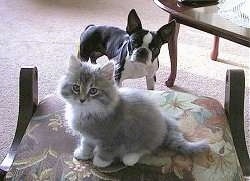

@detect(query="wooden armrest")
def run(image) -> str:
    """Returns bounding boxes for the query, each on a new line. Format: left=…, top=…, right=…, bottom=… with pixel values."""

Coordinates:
left=0, top=67, right=38, bottom=179
left=224, top=69, right=250, bottom=177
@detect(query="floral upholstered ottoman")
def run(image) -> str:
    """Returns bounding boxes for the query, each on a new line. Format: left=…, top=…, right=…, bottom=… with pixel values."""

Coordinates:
left=0, top=68, right=249, bottom=181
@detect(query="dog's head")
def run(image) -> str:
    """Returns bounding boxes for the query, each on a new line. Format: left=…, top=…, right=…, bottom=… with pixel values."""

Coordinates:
left=126, top=9, right=176, bottom=64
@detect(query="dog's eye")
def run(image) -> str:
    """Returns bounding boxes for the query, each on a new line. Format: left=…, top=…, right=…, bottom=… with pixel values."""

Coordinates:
left=72, top=84, right=80, bottom=94
left=133, top=43, right=139, bottom=48
left=89, top=88, right=99, bottom=96
left=152, top=47, right=160, bottom=54
left=131, top=40, right=139, bottom=48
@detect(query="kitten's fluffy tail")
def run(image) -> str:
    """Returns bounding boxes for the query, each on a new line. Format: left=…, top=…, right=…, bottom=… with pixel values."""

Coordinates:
left=163, top=118, right=210, bottom=155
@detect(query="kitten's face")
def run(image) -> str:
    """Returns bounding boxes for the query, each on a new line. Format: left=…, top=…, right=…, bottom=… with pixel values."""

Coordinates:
left=59, top=56, right=118, bottom=109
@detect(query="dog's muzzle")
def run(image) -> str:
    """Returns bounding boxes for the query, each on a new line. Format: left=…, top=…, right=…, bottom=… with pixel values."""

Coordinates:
left=136, top=48, right=148, bottom=58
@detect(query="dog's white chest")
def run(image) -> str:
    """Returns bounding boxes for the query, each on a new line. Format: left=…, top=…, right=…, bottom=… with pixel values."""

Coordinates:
left=120, top=57, right=159, bottom=80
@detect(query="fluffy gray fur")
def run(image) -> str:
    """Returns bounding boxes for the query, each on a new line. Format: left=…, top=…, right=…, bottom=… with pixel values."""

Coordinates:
left=57, top=55, right=209, bottom=167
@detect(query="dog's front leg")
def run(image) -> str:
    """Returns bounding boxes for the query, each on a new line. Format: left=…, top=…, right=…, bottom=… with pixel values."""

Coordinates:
left=118, top=81, right=123, bottom=87
left=146, top=75, right=156, bottom=90
left=115, top=78, right=123, bottom=87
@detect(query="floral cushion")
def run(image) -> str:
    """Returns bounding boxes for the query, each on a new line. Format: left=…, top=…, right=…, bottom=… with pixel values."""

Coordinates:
left=5, top=90, right=244, bottom=181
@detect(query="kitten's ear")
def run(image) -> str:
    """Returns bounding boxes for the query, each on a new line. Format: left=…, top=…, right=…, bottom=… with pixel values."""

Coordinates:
left=157, top=20, right=176, bottom=44
left=68, top=55, right=81, bottom=72
left=100, top=61, right=115, bottom=80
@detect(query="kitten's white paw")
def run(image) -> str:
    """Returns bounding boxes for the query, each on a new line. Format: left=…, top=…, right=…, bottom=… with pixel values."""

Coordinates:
left=74, top=147, right=93, bottom=160
left=122, top=153, right=141, bottom=166
left=93, top=156, right=112, bottom=168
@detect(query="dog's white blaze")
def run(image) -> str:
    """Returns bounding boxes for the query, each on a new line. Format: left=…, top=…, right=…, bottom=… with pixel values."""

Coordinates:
left=142, top=32, right=153, bottom=47
left=142, top=32, right=153, bottom=65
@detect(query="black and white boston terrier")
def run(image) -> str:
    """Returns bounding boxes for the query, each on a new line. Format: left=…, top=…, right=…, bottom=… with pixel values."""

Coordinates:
left=78, top=9, right=175, bottom=90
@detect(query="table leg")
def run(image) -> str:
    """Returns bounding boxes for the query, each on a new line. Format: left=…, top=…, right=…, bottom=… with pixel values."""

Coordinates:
left=166, top=14, right=180, bottom=87
left=211, top=36, right=220, bottom=60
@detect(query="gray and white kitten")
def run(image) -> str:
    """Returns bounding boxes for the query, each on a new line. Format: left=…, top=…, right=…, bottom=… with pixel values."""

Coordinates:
left=58, top=55, right=209, bottom=168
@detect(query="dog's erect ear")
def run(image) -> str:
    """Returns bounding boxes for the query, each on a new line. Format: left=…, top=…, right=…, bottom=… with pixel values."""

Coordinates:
left=157, top=20, right=176, bottom=44
left=126, top=9, right=142, bottom=35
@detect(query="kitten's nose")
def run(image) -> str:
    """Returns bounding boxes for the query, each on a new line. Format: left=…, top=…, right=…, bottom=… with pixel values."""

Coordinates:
left=80, top=99, right=86, bottom=103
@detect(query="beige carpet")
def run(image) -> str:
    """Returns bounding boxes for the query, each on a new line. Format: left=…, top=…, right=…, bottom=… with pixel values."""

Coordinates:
left=0, top=0, right=249, bottom=162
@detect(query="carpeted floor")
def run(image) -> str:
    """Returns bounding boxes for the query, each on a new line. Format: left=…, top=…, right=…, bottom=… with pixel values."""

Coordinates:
left=0, top=0, right=249, bottom=162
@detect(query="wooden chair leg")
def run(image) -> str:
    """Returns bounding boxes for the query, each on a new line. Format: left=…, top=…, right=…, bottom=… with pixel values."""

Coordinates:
left=211, top=36, right=219, bottom=60
left=166, top=14, right=180, bottom=87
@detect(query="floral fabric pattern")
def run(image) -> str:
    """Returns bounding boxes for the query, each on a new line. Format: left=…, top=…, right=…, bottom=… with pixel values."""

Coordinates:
left=5, top=91, right=244, bottom=181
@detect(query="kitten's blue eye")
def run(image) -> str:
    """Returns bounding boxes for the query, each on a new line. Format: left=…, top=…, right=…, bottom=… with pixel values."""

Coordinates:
left=89, top=88, right=98, bottom=96
left=72, top=84, right=80, bottom=93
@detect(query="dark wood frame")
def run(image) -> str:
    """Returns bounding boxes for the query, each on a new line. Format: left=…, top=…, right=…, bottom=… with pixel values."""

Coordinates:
left=0, top=68, right=249, bottom=179
left=0, top=67, right=38, bottom=180
left=224, top=69, right=250, bottom=177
